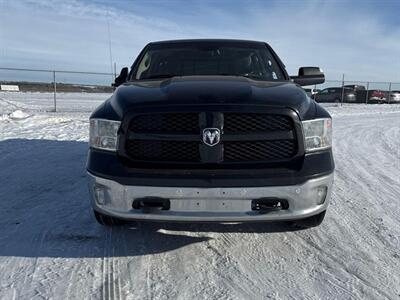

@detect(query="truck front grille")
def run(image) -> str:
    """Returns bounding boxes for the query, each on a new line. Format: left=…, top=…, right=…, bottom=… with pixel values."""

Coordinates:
left=122, top=110, right=300, bottom=167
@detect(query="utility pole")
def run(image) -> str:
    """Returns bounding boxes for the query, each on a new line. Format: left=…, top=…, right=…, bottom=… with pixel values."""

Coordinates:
left=53, top=71, right=57, bottom=112
left=106, top=9, right=114, bottom=83
left=340, top=74, right=345, bottom=106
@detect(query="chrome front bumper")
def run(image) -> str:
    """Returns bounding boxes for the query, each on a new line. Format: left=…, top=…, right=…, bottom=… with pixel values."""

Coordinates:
left=88, top=173, right=334, bottom=222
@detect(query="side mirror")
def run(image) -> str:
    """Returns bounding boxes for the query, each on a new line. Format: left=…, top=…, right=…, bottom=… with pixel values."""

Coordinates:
left=113, top=67, right=129, bottom=87
left=291, top=67, right=325, bottom=86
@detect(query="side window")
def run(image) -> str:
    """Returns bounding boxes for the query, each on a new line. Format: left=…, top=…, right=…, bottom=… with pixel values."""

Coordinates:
left=320, top=89, right=329, bottom=94
left=136, top=52, right=150, bottom=79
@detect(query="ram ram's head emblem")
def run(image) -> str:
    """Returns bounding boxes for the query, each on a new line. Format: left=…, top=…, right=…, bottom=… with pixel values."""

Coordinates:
left=202, top=128, right=221, bottom=147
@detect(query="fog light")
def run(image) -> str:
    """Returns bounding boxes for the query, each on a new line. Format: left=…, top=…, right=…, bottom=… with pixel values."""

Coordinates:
left=94, top=185, right=106, bottom=205
left=316, top=186, right=328, bottom=205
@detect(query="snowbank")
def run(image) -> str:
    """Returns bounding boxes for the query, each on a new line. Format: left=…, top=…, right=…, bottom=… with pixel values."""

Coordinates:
left=8, top=110, right=30, bottom=119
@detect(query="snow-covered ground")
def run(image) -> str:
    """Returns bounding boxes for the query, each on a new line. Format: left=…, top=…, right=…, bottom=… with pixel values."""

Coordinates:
left=0, top=92, right=399, bottom=299
left=0, top=91, right=111, bottom=113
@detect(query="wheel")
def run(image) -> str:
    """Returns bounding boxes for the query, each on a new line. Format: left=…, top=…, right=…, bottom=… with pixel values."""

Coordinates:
left=292, top=210, right=326, bottom=228
left=334, top=98, right=341, bottom=103
left=94, top=210, right=126, bottom=226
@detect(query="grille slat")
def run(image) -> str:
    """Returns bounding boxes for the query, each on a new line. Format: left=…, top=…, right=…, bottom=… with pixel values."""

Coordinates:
left=124, top=111, right=298, bottom=165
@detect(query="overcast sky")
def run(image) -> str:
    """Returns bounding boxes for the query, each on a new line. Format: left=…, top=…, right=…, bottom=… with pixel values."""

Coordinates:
left=0, top=0, right=399, bottom=83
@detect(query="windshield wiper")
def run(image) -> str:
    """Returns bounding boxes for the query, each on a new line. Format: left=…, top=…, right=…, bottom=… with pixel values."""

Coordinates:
left=238, top=73, right=263, bottom=80
left=141, top=73, right=180, bottom=80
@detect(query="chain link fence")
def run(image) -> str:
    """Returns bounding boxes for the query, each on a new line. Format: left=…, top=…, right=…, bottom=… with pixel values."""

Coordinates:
left=307, top=77, right=400, bottom=105
left=1, top=67, right=400, bottom=113
left=0, top=67, right=115, bottom=112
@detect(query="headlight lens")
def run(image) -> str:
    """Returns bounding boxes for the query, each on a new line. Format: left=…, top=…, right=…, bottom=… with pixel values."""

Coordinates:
left=302, top=118, right=332, bottom=152
left=89, top=119, right=121, bottom=151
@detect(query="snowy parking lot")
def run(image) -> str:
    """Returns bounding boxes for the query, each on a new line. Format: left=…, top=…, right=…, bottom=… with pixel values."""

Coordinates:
left=0, top=92, right=399, bottom=299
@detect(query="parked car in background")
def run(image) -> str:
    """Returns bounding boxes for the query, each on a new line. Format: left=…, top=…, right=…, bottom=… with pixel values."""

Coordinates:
left=303, top=88, right=320, bottom=97
left=389, top=91, right=400, bottom=103
left=368, top=90, right=387, bottom=103
left=314, top=87, right=356, bottom=103
left=344, top=84, right=366, bottom=91
left=343, top=84, right=371, bottom=103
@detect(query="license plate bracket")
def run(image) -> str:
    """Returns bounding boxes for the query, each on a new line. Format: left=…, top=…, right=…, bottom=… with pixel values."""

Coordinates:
left=171, top=199, right=251, bottom=212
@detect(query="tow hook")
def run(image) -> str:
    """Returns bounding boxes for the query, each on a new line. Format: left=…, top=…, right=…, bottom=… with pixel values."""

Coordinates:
left=251, top=198, right=289, bottom=213
left=132, top=197, right=170, bottom=212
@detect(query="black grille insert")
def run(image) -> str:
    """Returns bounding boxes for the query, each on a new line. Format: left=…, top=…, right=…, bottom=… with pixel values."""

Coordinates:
left=224, top=113, right=292, bottom=133
left=224, top=140, right=297, bottom=162
left=126, top=140, right=200, bottom=162
left=129, top=113, right=199, bottom=133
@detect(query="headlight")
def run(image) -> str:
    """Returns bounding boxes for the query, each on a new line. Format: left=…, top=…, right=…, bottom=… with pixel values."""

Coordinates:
left=89, top=119, right=121, bottom=151
left=302, top=118, right=332, bottom=152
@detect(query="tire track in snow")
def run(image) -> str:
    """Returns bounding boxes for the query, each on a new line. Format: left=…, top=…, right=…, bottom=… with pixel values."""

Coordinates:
left=0, top=96, right=22, bottom=110
left=145, top=254, right=154, bottom=300
left=34, top=258, right=64, bottom=299
left=101, top=228, right=121, bottom=300
left=0, top=96, right=42, bottom=113
left=19, top=229, right=50, bottom=299
left=112, top=228, right=123, bottom=300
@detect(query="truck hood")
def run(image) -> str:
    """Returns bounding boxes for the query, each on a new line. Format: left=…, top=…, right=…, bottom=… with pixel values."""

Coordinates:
left=110, top=76, right=315, bottom=119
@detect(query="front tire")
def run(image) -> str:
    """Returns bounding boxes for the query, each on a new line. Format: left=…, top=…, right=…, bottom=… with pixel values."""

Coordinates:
left=292, top=210, right=326, bottom=228
left=94, top=210, right=126, bottom=226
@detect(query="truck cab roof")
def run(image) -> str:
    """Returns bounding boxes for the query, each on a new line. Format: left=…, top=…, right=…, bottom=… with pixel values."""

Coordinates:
left=149, top=39, right=268, bottom=47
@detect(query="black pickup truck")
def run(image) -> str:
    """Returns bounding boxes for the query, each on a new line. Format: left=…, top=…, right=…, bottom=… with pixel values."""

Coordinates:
left=87, top=39, right=334, bottom=228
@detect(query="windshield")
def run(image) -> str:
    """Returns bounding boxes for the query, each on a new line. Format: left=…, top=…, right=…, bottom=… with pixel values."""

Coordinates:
left=134, top=43, right=285, bottom=81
